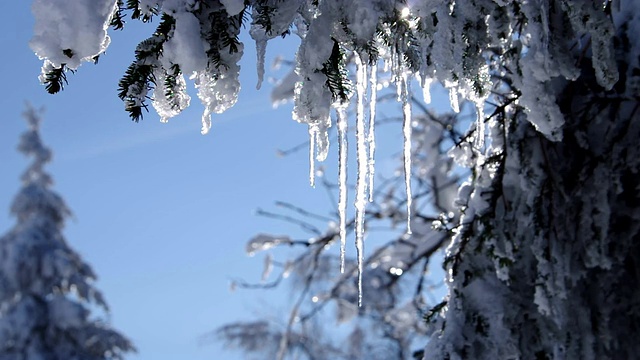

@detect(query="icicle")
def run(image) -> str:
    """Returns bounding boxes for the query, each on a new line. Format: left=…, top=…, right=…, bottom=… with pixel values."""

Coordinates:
left=393, top=52, right=402, bottom=102
left=475, top=101, right=485, bottom=149
left=201, top=108, right=212, bottom=135
left=367, top=63, right=377, bottom=203
left=400, top=72, right=413, bottom=235
left=315, top=124, right=330, bottom=162
left=354, top=54, right=368, bottom=306
left=421, top=76, right=433, bottom=104
left=336, top=106, right=348, bottom=273
left=449, top=86, right=460, bottom=113
left=255, top=38, right=267, bottom=90
left=309, top=126, right=316, bottom=187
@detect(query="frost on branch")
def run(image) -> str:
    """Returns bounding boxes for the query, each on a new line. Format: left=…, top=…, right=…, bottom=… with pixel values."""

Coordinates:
left=0, top=106, right=134, bottom=359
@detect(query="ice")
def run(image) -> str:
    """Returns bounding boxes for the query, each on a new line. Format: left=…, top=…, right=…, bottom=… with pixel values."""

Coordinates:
left=448, top=86, right=460, bottom=113
left=255, top=38, right=267, bottom=90
left=400, top=72, right=413, bottom=235
left=336, top=106, right=348, bottom=273
left=261, top=254, right=273, bottom=282
left=152, top=70, right=191, bottom=123
left=354, top=54, right=368, bottom=306
left=309, top=126, right=316, bottom=187
left=421, top=76, right=433, bottom=104
left=474, top=101, right=485, bottom=150
left=367, top=63, right=377, bottom=202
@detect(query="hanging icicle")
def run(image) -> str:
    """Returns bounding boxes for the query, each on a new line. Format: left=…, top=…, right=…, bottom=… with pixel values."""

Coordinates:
left=449, top=86, right=460, bottom=113
left=400, top=71, right=413, bottom=235
left=421, top=76, right=432, bottom=104
left=309, top=126, right=316, bottom=187
left=474, top=101, right=485, bottom=149
left=354, top=53, right=368, bottom=306
left=367, top=63, right=377, bottom=203
left=255, top=37, right=267, bottom=90
left=336, top=106, right=348, bottom=274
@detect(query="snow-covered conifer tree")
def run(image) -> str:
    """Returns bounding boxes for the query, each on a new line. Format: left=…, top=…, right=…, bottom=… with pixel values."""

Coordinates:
left=0, top=106, right=134, bottom=359
left=30, top=0, right=640, bottom=358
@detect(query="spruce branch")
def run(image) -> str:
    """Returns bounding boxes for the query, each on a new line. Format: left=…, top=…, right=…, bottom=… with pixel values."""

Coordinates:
left=126, top=0, right=157, bottom=22
left=43, top=64, right=73, bottom=95
left=321, top=39, right=352, bottom=104
left=117, top=13, right=175, bottom=121
left=110, top=0, right=126, bottom=30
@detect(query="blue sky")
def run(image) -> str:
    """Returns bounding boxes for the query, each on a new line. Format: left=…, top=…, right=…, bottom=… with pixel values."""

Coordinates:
left=0, top=3, right=339, bottom=359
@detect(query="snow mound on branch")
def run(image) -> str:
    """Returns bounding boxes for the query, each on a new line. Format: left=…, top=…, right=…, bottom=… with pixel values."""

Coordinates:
left=163, top=11, right=208, bottom=75
left=30, top=0, right=117, bottom=69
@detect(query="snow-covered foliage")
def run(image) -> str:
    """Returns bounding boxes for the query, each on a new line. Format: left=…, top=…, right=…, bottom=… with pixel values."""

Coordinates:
left=422, top=3, right=640, bottom=359
left=31, top=0, right=640, bottom=359
left=0, top=107, right=134, bottom=359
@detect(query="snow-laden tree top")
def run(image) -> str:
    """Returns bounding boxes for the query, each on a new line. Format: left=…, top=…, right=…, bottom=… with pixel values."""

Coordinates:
left=0, top=107, right=134, bottom=359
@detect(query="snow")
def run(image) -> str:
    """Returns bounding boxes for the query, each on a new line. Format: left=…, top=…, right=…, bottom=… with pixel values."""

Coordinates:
left=30, top=0, right=117, bottom=69
left=346, top=0, right=379, bottom=41
left=246, top=234, right=293, bottom=256
left=421, top=76, right=433, bottom=105
left=448, top=142, right=475, bottom=168
left=162, top=11, right=208, bottom=75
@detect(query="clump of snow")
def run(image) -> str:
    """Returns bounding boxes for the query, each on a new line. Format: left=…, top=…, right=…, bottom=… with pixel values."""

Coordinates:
left=30, top=0, right=117, bottom=69
left=162, top=11, right=208, bottom=75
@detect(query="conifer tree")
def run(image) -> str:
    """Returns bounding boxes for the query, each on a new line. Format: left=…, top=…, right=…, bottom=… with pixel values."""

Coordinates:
left=0, top=106, right=134, bottom=359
